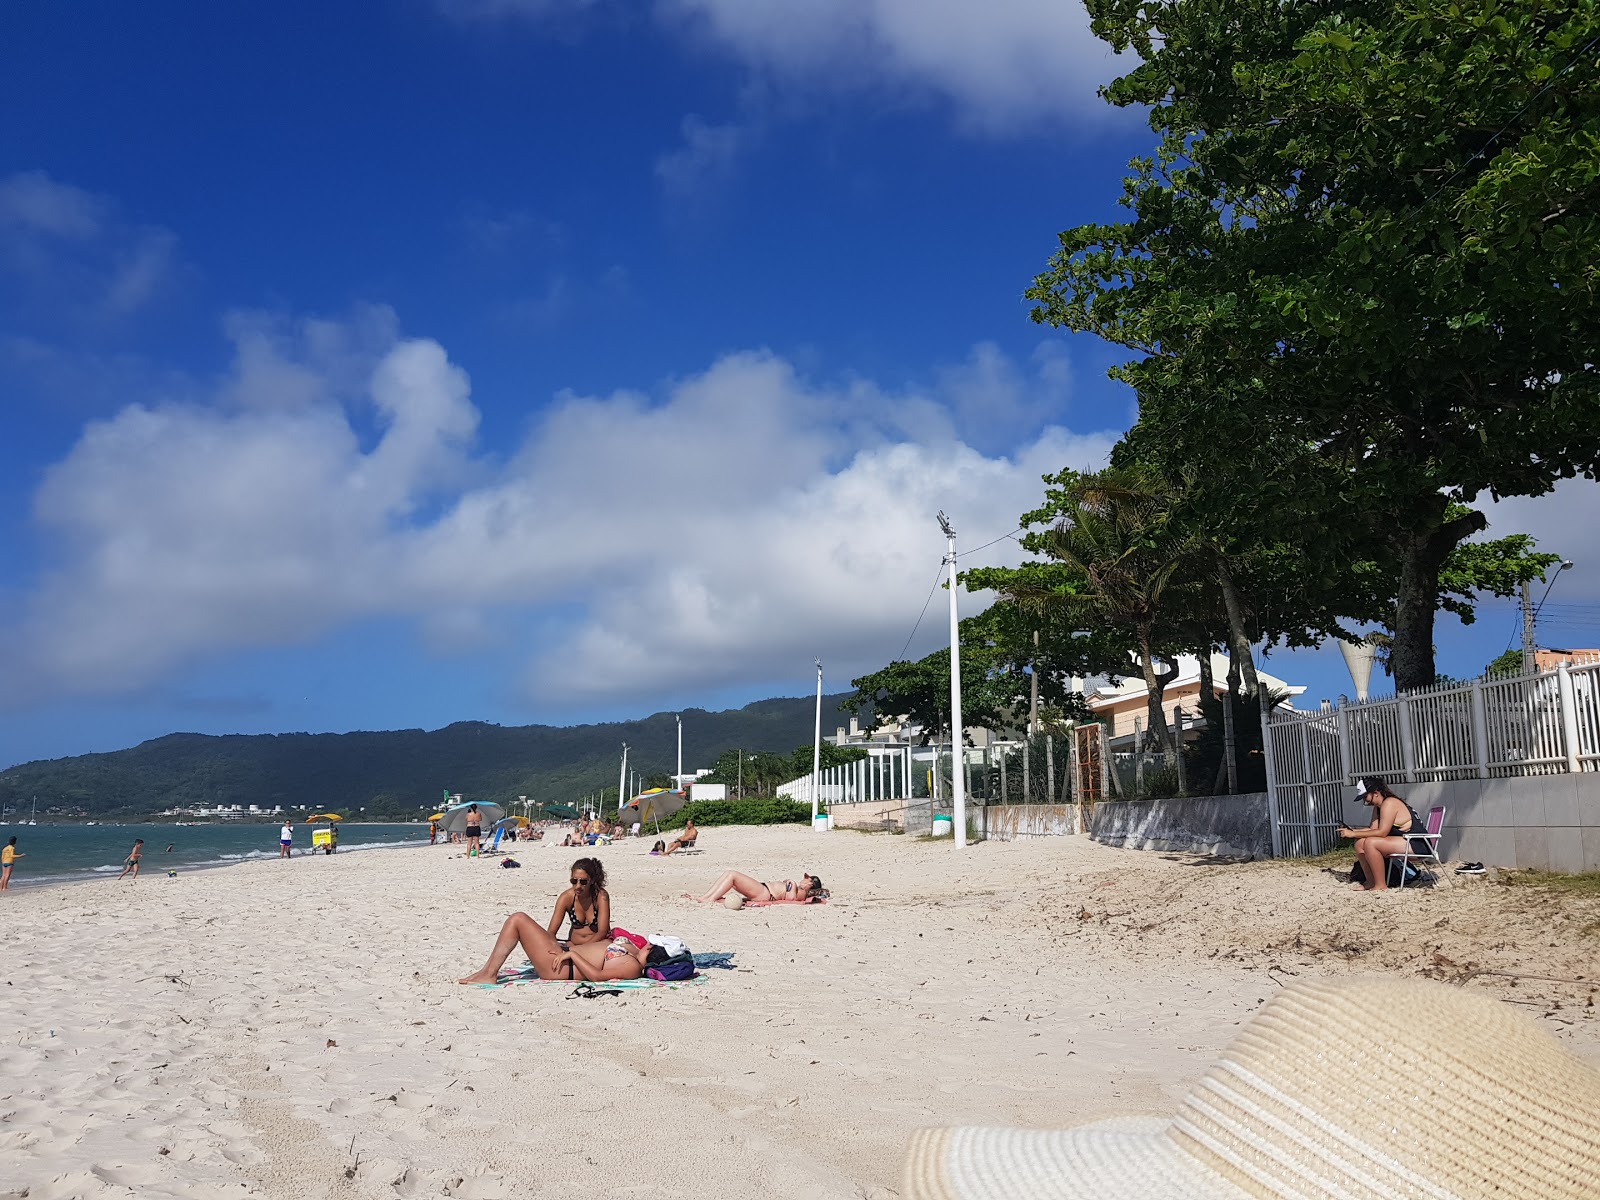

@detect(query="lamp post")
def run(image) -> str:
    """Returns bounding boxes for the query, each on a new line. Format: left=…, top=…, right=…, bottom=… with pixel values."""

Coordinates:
left=1522, top=559, right=1575, bottom=673
left=938, top=511, right=967, bottom=850
left=811, top=660, right=824, bottom=827
left=616, top=744, right=628, bottom=820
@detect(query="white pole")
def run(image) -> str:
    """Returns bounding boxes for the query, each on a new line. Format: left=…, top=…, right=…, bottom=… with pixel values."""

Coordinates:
left=939, top=512, right=967, bottom=849
left=617, top=743, right=628, bottom=820
left=811, top=660, right=824, bottom=826
left=676, top=713, right=683, bottom=790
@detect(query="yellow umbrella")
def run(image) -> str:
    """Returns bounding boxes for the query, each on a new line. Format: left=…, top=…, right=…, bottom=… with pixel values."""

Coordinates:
left=427, top=812, right=446, bottom=821
left=306, top=812, right=344, bottom=822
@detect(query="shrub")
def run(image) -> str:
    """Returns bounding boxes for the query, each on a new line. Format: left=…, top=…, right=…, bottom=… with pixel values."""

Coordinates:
left=660, top=797, right=812, bottom=828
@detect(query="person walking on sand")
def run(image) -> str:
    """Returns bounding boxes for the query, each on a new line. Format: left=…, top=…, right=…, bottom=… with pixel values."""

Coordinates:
left=429, top=819, right=439, bottom=845
left=116, top=839, right=145, bottom=881
left=279, top=820, right=294, bottom=858
left=465, top=804, right=482, bottom=856
left=1, top=836, right=22, bottom=891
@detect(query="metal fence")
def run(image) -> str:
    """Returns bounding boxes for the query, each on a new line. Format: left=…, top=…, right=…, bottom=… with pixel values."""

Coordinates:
left=1264, top=658, right=1600, bottom=857
left=775, top=734, right=1083, bottom=809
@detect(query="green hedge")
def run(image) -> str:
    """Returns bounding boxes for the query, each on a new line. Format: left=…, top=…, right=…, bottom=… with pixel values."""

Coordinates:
left=659, top=797, right=813, bottom=828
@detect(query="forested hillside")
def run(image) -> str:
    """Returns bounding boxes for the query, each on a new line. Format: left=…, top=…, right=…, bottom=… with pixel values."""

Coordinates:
left=0, top=695, right=856, bottom=820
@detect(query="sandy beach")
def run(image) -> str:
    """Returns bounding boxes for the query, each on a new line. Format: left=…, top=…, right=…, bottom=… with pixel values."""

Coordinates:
left=4, top=825, right=1597, bottom=1200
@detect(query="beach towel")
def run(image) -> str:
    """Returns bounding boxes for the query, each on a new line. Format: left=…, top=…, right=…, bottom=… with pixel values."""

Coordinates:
left=692, top=952, right=735, bottom=970
left=476, top=965, right=709, bottom=990
left=741, top=898, right=829, bottom=907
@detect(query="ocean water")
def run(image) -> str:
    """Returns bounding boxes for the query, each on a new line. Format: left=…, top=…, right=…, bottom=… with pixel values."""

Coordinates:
left=0, top=821, right=428, bottom=889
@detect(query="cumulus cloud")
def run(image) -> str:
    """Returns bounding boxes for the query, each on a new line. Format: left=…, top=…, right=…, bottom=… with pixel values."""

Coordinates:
left=5, top=315, right=1114, bottom=705
left=0, top=170, right=182, bottom=320
left=655, top=114, right=760, bottom=202
left=659, top=0, right=1119, bottom=131
left=435, top=0, right=1120, bottom=131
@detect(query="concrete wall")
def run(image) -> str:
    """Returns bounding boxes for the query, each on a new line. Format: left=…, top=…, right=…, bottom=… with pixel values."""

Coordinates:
left=1088, top=793, right=1273, bottom=860
left=982, top=805, right=1077, bottom=841
left=1396, top=775, right=1600, bottom=872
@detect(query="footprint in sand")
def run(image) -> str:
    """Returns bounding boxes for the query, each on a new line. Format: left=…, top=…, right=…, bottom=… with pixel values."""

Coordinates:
left=90, top=1162, right=164, bottom=1187
left=446, top=1172, right=509, bottom=1199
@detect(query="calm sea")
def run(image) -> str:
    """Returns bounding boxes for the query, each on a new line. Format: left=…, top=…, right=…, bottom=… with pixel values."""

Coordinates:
left=0, top=821, right=428, bottom=889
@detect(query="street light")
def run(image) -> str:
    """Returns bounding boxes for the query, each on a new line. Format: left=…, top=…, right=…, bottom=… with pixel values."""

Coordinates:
left=1522, top=559, right=1575, bottom=672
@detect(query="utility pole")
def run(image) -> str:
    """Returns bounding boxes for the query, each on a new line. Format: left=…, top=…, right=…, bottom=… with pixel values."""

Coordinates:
left=939, top=512, right=967, bottom=849
left=811, top=660, right=824, bottom=826
left=676, top=713, right=683, bottom=790
left=1029, top=628, right=1040, bottom=735
left=616, top=744, right=628, bottom=820
left=736, top=749, right=743, bottom=801
left=1521, top=579, right=1537, bottom=674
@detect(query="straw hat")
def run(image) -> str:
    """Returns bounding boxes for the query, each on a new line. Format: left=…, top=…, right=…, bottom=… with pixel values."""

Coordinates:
left=903, top=976, right=1600, bottom=1200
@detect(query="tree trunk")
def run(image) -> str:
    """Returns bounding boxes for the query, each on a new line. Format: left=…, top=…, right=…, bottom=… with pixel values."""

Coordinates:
left=1216, top=556, right=1261, bottom=698
left=1138, top=632, right=1174, bottom=751
left=1390, top=509, right=1486, bottom=691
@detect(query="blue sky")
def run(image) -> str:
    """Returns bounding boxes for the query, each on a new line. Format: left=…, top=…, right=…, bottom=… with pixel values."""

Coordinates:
left=1, top=1, right=1594, bottom=768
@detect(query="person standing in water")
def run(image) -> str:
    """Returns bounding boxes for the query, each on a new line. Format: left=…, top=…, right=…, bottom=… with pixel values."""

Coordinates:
left=279, top=820, right=294, bottom=858
left=0, top=836, right=22, bottom=891
left=116, top=839, right=144, bottom=881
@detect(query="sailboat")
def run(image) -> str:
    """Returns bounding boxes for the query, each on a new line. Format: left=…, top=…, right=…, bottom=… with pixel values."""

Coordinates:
left=26, top=796, right=37, bottom=825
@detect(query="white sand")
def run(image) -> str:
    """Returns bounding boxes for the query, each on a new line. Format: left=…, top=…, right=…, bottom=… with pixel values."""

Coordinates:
left=4, top=824, right=1597, bottom=1200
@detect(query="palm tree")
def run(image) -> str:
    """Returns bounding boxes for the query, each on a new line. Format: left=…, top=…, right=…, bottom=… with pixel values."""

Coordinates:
left=1004, top=467, right=1200, bottom=751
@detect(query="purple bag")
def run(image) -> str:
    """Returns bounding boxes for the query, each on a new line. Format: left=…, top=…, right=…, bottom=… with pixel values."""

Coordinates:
left=646, top=954, right=696, bottom=981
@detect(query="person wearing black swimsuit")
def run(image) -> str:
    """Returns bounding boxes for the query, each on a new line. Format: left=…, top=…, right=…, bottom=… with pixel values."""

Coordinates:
left=546, top=857, right=611, bottom=948
left=1340, top=777, right=1426, bottom=891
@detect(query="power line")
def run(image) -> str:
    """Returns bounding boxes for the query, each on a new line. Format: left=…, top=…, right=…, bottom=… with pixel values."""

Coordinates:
left=957, top=526, right=1025, bottom=560
left=897, top=562, right=947, bottom=662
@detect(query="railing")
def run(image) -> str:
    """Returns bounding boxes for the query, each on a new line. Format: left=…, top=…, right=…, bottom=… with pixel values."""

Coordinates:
left=1264, top=657, right=1600, bottom=857
left=774, top=735, right=1080, bottom=808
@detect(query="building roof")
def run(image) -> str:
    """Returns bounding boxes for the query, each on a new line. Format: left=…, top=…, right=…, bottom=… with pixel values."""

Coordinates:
left=1083, top=652, right=1306, bottom=711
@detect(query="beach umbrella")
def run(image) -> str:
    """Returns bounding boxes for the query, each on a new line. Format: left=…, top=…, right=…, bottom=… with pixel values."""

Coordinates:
left=619, top=789, right=686, bottom=828
left=437, top=801, right=505, bottom=833
left=541, top=803, right=580, bottom=820
left=306, top=812, right=344, bottom=822
left=493, top=815, right=529, bottom=831
left=427, top=812, right=445, bottom=821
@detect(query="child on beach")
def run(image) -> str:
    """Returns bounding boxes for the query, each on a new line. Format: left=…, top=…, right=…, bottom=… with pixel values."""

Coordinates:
left=686, top=870, right=825, bottom=905
left=117, top=839, right=144, bottom=881
left=0, top=836, right=21, bottom=891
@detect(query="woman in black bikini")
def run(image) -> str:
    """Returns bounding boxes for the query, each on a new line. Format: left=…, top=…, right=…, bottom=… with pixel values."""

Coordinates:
left=1340, top=777, right=1426, bottom=891
left=456, top=857, right=620, bottom=984
left=687, top=870, right=825, bottom=905
left=546, top=857, right=611, bottom=948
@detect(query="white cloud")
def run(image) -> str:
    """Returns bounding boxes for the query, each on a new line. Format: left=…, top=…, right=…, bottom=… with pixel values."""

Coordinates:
left=659, top=0, right=1119, bottom=130
left=0, top=170, right=181, bottom=320
left=5, top=316, right=1115, bottom=704
left=1484, top=479, right=1600, bottom=606
left=654, top=114, right=760, bottom=201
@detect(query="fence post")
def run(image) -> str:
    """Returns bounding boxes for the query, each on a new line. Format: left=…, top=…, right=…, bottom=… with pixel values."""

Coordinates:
left=1134, top=717, right=1145, bottom=793
left=1262, top=702, right=1283, bottom=858
left=1334, top=699, right=1353, bottom=784
left=1557, top=663, right=1582, bottom=773
left=999, top=747, right=1008, bottom=805
left=1470, top=678, right=1490, bottom=778
left=1174, top=707, right=1187, bottom=796
left=1046, top=735, right=1057, bottom=807
left=1023, top=740, right=1032, bottom=804
left=1396, top=691, right=1417, bottom=783
left=1100, top=724, right=1118, bottom=799
left=1068, top=727, right=1082, bottom=833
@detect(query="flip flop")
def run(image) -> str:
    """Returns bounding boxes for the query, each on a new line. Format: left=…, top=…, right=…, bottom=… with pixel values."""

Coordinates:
left=567, top=982, right=624, bottom=999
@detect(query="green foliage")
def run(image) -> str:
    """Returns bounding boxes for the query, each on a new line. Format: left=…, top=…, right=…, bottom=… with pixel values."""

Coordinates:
left=660, top=797, right=813, bottom=828
left=0, top=694, right=860, bottom=820
left=1486, top=648, right=1526, bottom=676
left=1030, top=0, right=1600, bottom=690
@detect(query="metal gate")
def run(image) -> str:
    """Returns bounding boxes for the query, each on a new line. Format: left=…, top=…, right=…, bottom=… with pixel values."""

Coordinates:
left=1263, top=706, right=1350, bottom=858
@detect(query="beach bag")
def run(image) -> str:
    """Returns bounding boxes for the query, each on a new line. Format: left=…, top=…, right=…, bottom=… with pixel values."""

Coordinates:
left=647, top=952, right=696, bottom=982
left=500, top=857, right=521, bottom=869
left=1349, top=859, right=1419, bottom=888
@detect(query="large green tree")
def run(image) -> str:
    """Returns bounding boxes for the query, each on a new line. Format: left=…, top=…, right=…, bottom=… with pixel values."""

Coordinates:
left=1030, top=0, right=1600, bottom=690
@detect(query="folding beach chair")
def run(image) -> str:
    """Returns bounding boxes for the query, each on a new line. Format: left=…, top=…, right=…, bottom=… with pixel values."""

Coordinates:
left=1388, top=806, right=1445, bottom=889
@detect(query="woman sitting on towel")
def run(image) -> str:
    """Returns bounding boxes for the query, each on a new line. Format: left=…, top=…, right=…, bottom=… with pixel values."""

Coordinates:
left=686, top=870, right=826, bottom=905
left=548, top=857, right=611, bottom=947
left=1339, top=776, right=1426, bottom=891
left=458, top=922, right=649, bottom=985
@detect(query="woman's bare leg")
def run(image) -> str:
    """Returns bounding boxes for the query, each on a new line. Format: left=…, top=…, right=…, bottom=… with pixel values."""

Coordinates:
left=1355, top=837, right=1407, bottom=891
left=458, top=911, right=564, bottom=983
left=688, top=871, right=769, bottom=903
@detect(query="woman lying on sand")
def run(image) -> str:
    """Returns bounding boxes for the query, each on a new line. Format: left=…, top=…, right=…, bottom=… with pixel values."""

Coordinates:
left=686, top=870, right=826, bottom=905
left=458, top=921, right=649, bottom=984
left=548, top=857, right=610, bottom=947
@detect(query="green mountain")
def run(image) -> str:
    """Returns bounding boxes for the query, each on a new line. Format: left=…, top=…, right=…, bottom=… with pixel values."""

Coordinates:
left=0, top=694, right=858, bottom=821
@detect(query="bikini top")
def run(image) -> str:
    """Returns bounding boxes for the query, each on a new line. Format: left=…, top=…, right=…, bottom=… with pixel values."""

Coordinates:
left=567, top=896, right=601, bottom=934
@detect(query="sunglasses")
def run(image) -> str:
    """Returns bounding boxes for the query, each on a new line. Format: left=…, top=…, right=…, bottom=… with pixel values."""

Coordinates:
left=570, top=876, right=588, bottom=885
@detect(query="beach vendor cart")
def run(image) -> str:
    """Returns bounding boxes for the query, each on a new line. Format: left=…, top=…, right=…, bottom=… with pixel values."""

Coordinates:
left=306, top=812, right=342, bottom=854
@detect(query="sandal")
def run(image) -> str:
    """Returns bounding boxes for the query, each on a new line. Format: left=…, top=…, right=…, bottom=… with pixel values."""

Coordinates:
left=566, top=982, right=624, bottom=1000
